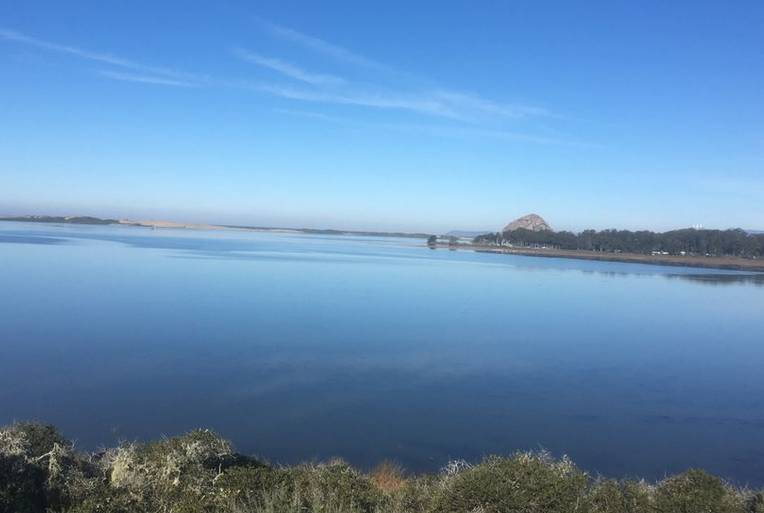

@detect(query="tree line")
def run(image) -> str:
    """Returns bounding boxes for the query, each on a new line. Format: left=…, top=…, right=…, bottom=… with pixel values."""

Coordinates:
left=473, top=228, right=764, bottom=258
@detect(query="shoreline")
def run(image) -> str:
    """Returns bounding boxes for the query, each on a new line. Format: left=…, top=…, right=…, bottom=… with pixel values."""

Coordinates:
left=0, top=217, right=429, bottom=239
left=3, top=217, right=763, bottom=272
left=433, top=242, right=764, bottom=272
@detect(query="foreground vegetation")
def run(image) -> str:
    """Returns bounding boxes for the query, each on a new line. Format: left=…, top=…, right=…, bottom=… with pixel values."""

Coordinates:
left=2, top=423, right=762, bottom=513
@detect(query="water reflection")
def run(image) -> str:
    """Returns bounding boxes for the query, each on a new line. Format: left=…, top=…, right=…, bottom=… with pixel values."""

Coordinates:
left=2, top=221, right=764, bottom=483
left=578, top=268, right=764, bottom=286
left=1, top=222, right=761, bottom=287
left=0, top=234, right=67, bottom=245
left=667, top=272, right=764, bottom=286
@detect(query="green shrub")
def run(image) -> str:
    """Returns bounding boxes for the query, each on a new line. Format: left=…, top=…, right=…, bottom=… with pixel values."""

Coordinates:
left=0, top=421, right=100, bottom=513
left=0, top=454, right=47, bottom=513
left=380, top=475, right=439, bottom=513
left=64, top=481, right=143, bottom=513
left=104, top=429, right=244, bottom=512
left=431, top=452, right=589, bottom=513
left=286, top=459, right=381, bottom=513
left=214, top=465, right=292, bottom=508
left=748, top=493, right=764, bottom=513
left=587, top=478, right=653, bottom=513
left=0, top=421, right=68, bottom=461
left=12, top=423, right=68, bottom=459
left=655, top=469, right=744, bottom=513
left=1, top=422, right=762, bottom=513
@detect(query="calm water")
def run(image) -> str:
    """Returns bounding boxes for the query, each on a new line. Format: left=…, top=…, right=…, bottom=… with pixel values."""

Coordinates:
left=1, top=222, right=763, bottom=484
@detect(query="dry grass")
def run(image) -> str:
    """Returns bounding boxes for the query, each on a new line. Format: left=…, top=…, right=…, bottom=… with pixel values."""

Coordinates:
left=370, top=460, right=407, bottom=493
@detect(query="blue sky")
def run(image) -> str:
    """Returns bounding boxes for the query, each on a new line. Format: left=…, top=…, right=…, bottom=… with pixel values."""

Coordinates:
left=1, top=1, right=763, bottom=232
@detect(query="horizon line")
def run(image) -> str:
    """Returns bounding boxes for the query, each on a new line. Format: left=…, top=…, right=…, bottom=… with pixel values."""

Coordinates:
left=0, top=212, right=760, bottom=236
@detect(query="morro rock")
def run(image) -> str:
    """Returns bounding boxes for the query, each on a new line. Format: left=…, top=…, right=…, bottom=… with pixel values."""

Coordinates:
left=503, top=213, right=552, bottom=232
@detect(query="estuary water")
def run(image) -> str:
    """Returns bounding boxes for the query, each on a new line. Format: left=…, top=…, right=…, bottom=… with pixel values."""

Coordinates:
left=1, top=221, right=763, bottom=483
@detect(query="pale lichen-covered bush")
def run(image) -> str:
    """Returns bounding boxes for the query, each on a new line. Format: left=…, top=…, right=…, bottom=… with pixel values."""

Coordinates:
left=587, top=478, right=654, bottom=513
left=106, top=442, right=145, bottom=491
left=0, top=428, right=30, bottom=457
left=0, top=422, right=68, bottom=460
left=2, top=422, right=764, bottom=513
left=214, top=459, right=382, bottom=513
left=0, top=422, right=96, bottom=513
left=440, top=459, right=472, bottom=479
left=430, top=451, right=589, bottom=513
left=286, top=459, right=381, bottom=512
left=655, top=469, right=747, bottom=513
left=98, top=429, right=246, bottom=511
left=214, top=464, right=292, bottom=508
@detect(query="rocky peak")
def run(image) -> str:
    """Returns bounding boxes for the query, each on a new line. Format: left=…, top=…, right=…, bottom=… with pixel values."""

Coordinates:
left=502, top=214, right=552, bottom=232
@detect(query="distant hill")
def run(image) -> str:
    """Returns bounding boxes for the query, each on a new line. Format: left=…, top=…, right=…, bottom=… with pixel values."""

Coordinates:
left=226, top=225, right=431, bottom=239
left=503, top=213, right=552, bottom=232
left=0, top=215, right=118, bottom=225
left=445, top=230, right=492, bottom=238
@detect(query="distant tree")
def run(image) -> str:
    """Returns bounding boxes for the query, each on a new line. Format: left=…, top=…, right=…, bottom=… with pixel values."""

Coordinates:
left=473, top=232, right=499, bottom=245
left=474, top=226, right=763, bottom=258
left=427, top=235, right=438, bottom=248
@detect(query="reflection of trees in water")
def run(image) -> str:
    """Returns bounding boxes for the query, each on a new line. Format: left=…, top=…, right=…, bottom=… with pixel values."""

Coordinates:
left=665, top=273, right=764, bottom=287
left=574, top=268, right=764, bottom=287
left=468, top=258, right=764, bottom=287
left=0, top=235, right=66, bottom=245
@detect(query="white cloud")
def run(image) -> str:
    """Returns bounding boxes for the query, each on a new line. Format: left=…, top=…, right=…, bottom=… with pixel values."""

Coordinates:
left=258, top=84, right=463, bottom=119
left=98, top=70, right=195, bottom=87
left=235, top=49, right=344, bottom=86
left=2, top=26, right=571, bottom=144
left=257, top=83, right=551, bottom=123
left=253, top=22, right=552, bottom=123
left=261, top=21, right=390, bottom=72
left=0, top=28, right=202, bottom=84
left=431, top=91, right=551, bottom=119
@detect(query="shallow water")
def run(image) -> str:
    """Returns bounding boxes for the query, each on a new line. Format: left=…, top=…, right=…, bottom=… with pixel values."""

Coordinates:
left=1, top=222, right=763, bottom=483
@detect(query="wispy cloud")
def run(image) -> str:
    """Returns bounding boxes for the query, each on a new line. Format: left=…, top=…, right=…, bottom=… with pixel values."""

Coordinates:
left=1, top=28, right=132, bottom=67
left=261, top=21, right=390, bottom=73
left=430, top=91, right=551, bottom=119
left=253, top=22, right=552, bottom=123
left=0, top=28, right=202, bottom=84
left=235, top=48, right=344, bottom=86
left=273, top=108, right=341, bottom=123
left=275, top=108, right=575, bottom=146
left=2, top=25, right=575, bottom=145
left=258, top=84, right=464, bottom=119
left=257, top=83, right=551, bottom=123
left=98, top=70, right=195, bottom=87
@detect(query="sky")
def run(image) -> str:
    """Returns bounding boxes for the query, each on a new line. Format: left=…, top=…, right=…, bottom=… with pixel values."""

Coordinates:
left=1, top=1, right=763, bottom=233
